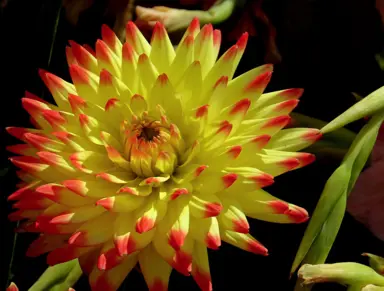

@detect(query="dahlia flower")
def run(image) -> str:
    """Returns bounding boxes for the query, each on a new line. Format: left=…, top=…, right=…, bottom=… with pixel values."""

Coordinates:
left=7, top=19, right=321, bottom=291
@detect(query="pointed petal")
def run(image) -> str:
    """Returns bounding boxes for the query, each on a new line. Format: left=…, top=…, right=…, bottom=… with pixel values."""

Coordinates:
left=135, top=192, right=168, bottom=233
left=218, top=197, right=250, bottom=233
left=221, top=231, right=268, bottom=256
left=122, top=42, right=138, bottom=91
left=7, top=283, right=19, bottom=291
left=266, top=128, right=322, bottom=151
left=150, top=22, right=175, bottom=73
left=189, top=194, right=223, bottom=218
left=137, top=53, right=158, bottom=95
left=101, top=24, right=122, bottom=58
left=69, top=64, right=98, bottom=101
left=95, top=40, right=121, bottom=78
left=68, top=212, right=115, bottom=246
left=190, top=216, right=221, bottom=250
left=194, top=24, right=215, bottom=77
left=69, top=40, right=99, bottom=73
left=125, top=21, right=151, bottom=55
left=96, top=195, right=144, bottom=212
left=36, top=183, right=94, bottom=207
left=139, top=244, right=172, bottom=291
left=169, top=35, right=194, bottom=86
left=191, top=243, right=212, bottom=291
left=89, top=253, right=138, bottom=291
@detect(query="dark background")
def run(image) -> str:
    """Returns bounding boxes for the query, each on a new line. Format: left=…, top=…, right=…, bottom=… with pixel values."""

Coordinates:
left=1, top=0, right=384, bottom=290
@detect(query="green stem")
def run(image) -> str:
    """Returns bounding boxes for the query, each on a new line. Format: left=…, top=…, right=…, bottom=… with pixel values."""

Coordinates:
left=47, top=3, right=62, bottom=67
left=29, top=260, right=82, bottom=291
left=42, top=0, right=62, bottom=99
left=6, top=221, right=19, bottom=287
left=192, top=0, right=236, bottom=25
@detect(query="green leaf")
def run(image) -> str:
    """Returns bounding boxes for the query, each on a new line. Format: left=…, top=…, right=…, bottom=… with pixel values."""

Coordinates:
left=29, top=259, right=82, bottom=291
left=294, top=193, right=347, bottom=291
left=291, top=111, right=384, bottom=278
left=290, top=163, right=351, bottom=276
left=347, top=114, right=384, bottom=192
left=321, top=86, right=384, bottom=134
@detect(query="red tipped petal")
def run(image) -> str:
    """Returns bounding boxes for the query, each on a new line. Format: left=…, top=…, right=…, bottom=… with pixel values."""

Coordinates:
left=7, top=282, right=19, bottom=291
left=205, top=202, right=223, bottom=218
left=222, top=173, right=238, bottom=188
left=205, top=233, right=221, bottom=250
left=168, top=229, right=187, bottom=251
left=247, top=240, right=269, bottom=256
left=136, top=216, right=155, bottom=233
left=233, top=218, right=250, bottom=234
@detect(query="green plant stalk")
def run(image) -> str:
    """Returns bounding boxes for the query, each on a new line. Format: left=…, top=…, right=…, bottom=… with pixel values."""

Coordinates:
left=294, top=193, right=347, bottom=291
left=298, top=263, right=384, bottom=287
left=362, top=254, right=384, bottom=274
left=6, top=221, right=19, bottom=287
left=191, top=0, right=236, bottom=25
left=29, top=259, right=82, bottom=291
left=321, top=86, right=384, bottom=134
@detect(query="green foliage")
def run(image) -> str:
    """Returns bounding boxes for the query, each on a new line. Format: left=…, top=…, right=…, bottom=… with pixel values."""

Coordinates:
left=291, top=86, right=384, bottom=290
left=29, top=260, right=82, bottom=291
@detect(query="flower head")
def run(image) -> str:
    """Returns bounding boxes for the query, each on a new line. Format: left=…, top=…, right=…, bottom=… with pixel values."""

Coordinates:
left=7, top=19, right=321, bottom=291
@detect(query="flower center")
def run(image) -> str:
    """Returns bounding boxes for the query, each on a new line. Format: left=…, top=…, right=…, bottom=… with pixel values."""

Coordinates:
left=123, top=117, right=185, bottom=178
left=139, top=126, right=159, bottom=141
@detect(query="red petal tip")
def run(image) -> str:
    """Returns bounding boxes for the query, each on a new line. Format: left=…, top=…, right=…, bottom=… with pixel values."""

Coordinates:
left=227, top=145, right=242, bottom=159
left=244, top=71, right=273, bottom=93
left=136, top=216, right=155, bottom=233
left=149, top=279, right=168, bottom=291
left=152, top=22, right=166, bottom=42
left=170, top=188, right=189, bottom=200
left=168, top=229, right=186, bottom=250
left=262, top=115, right=291, bottom=129
left=7, top=282, right=19, bottom=291
left=195, top=165, right=208, bottom=177
left=286, top=206, right=309, bottom=223
left=69, top=65, right=89, bottom=84
left=188, top=17, right=200, bottom=34
left=222, top=173, right=237, bottom=188
left=122, top=42, right=135, bottom=62
left=101, top=24, right=116, bottom=48
left=282, top=88, right=304, bottom=99
left=193, top=269, right=213, bottom=291
left=297, top=153, right=316, bottom=167
left=251, top=173, right=274, bottom=188
left=279, top=158, right=300, bottom=170
left=196, top=104, right=209, bottom=118
left=236, top=32, right=249, bottom=50
left=233, top=218, right=250, bottom=234
left=230, top=98, right=251, bottom=116
left=68, top=231, right=85, bottom=245
left=205, top=233, right=221, bottom=250
left=205, top=202, right=223, bottom=218
left=303, top=129, right=322, bottom=142
left=96, top=197, right=114, bottom=210
left=247, top=240, right=268, bottom=256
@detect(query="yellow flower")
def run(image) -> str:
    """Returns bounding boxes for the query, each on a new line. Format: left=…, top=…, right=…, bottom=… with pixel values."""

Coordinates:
left=7, top=19, right=321, bottom=291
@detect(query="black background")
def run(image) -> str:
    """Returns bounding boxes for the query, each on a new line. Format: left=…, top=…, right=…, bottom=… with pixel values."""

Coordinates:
left=1, top=0, right=384, bottom=290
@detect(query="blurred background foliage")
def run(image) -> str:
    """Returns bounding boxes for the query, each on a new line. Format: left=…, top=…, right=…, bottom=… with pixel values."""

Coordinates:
left=1, top=0, right=384, bottom=290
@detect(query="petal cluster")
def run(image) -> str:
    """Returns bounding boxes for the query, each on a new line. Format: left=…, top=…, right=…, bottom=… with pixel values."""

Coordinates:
left=7, top=19, right=321, bottom=291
